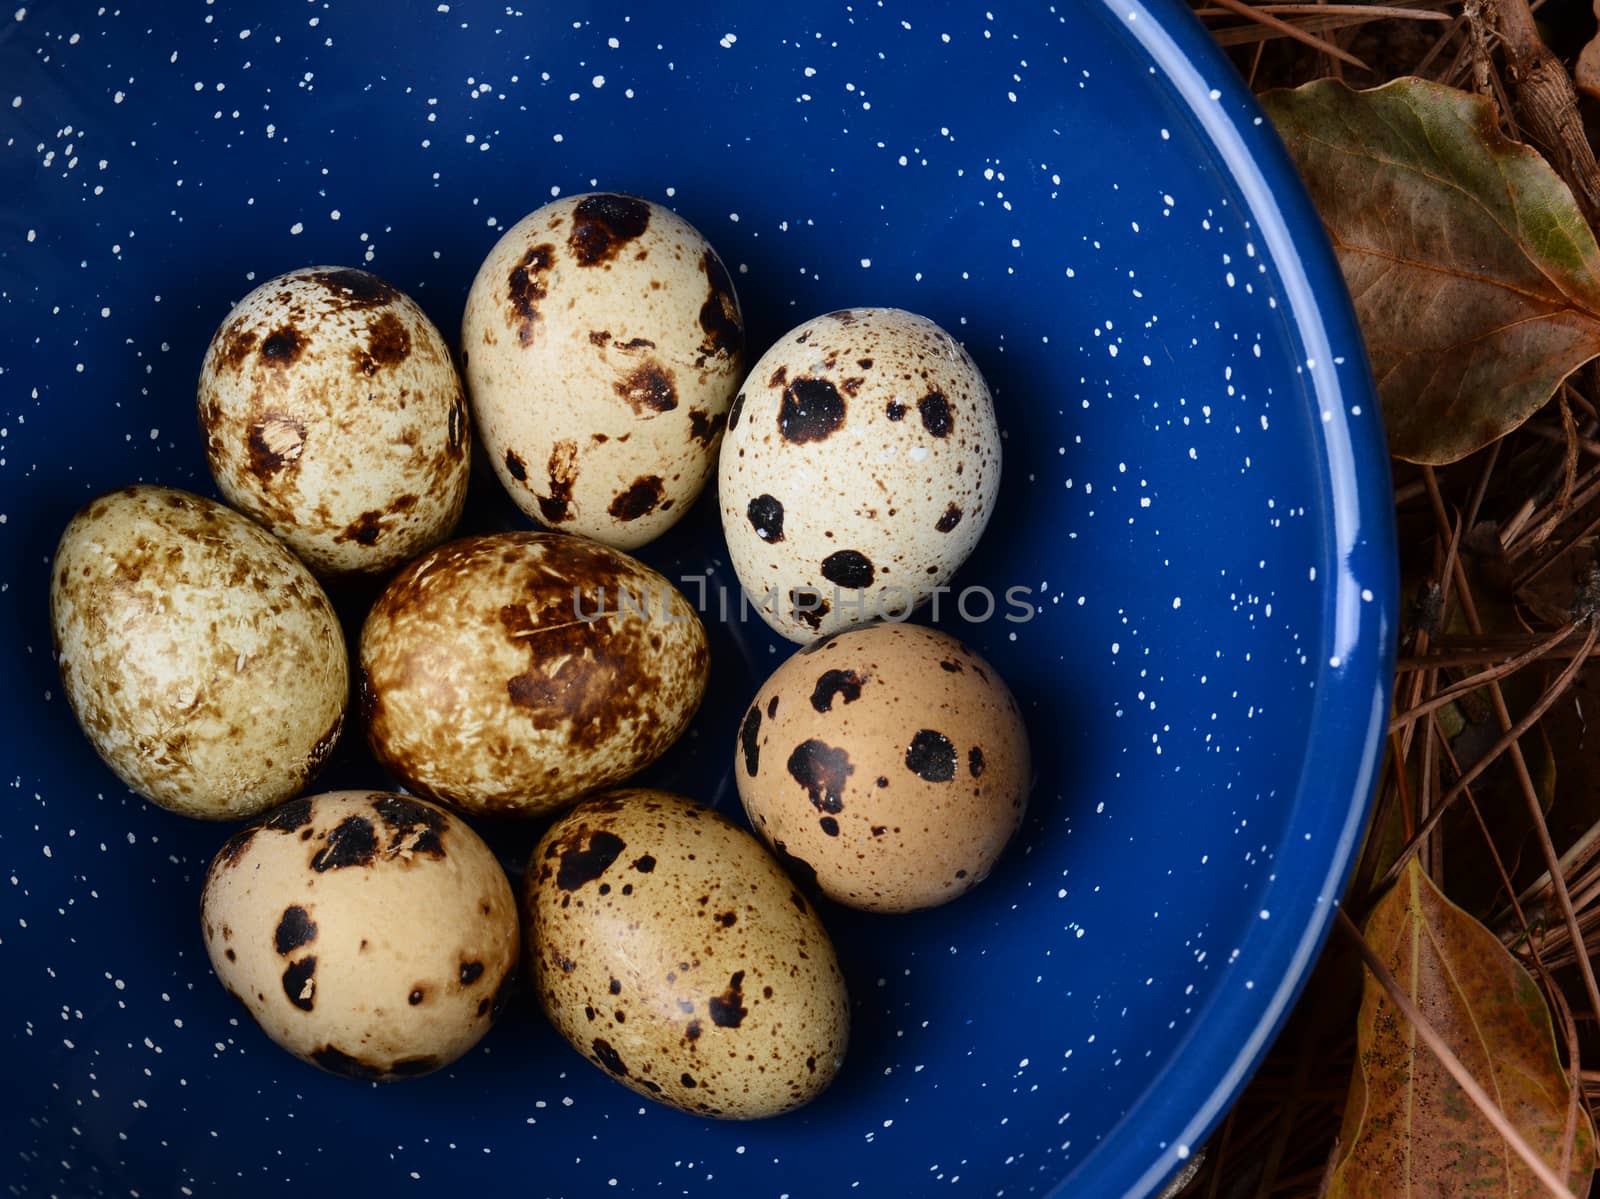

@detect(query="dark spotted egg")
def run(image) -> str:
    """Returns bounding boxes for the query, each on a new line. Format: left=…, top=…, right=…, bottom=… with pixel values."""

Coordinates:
left=461, top=193, right=745, bottom=550
left=718, top=308, right=1000, bottom=642
left=359, top=532, right=709, bottom=816
left=736, top=623, right=1031, bottom=913
left=525, top=790, right=849, bottom=1119
left=49, top=485, right=347, bottom=820
left=197, top=266, right=471, bottom=576
left=200, top=791, right=519, bottom=1081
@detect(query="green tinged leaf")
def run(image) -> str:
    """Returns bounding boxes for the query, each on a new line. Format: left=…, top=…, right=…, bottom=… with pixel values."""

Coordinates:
left=1328, top=858, right=1596, bottom=1197
left=1262, top=77, right=1600, bottom=465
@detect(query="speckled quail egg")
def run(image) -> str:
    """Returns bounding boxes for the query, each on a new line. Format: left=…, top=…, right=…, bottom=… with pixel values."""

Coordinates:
left=198, top=266, right=471, bottom=576
left=461, top=193, right=744, bottom=549
left=200, top=790, right=519, bottom=1080
left=736, top=622, right=1030, bottom=912
left=49, top=485, right=348, bottom=820
left=525, top=789, right=849, bottom=1118
left=718, top=308, right=1001, bottom=641
left=360, top=531, right=709, bottom=816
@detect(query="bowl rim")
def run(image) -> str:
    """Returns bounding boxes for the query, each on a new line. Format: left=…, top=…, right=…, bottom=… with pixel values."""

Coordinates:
left=1067, top=2, right=1397, bottom=1196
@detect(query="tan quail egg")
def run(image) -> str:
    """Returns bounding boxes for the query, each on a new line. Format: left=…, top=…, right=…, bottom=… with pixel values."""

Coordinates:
left=359, top=531, right=708, bottom=816
left=718, top=308, right=1000, bottom=641
left=198, top=266, right=471, bottom=576
left=525, top=789, right=849, bottom=1118
left=736, top=622, right=1030, bottom=912
left=200, top=790, right=519, bottom=1080
left=461, top=193, right=744, bottom=549
left=49, top=485, right=348, bottom=820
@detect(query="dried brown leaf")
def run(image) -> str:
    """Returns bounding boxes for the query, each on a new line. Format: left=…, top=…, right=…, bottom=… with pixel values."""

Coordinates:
left=1261, top=78, right=1600, bottom=465
left=1328, top=858, right=1596, bottom=1197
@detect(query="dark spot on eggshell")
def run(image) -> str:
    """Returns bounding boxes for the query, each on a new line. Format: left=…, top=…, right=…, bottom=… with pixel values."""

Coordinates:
left=613, top=335, right=655, bottom=351
left=592, top=1037, right=629, bottom=1076
left=820, top=550, right=875, bottom=589
left=745, top=493, right=786, bottom=544
left=787, top=740, right=853, bottom=813
left=740, top=704, right=762, bottom=776
left=613, top=361, right=678, bottom=415
left=388, top=1056, right=439, bottom=1077
left=857, top=357, right=873, bottom=369
left=970, top=747, right=986, bottom=777
left=265, top=798, right=313, bottom=833
left=507, top=243, right=554, bottom=346
left=589, top=330, right=611, bottom=347
left=727, top=392, right=746, bottom=430
left=554, top=828, right=626, bottom=891
left=939, top=660, right=963, bottom=674
left=333, top=509, right=387, bottom=546
left=224, top=948, right=237, bottom=961
left=698, top=248, right=743, bottom=360
left=312, top=268, right=400, bottom=310
left=685, top=1019, right=702, bottom=1042
left=789, top=588, right=829, bottom=631
left=364, top=311, right=411, bottom=369
left=871, top=825, right=887, bottom=836
left=681, top=1073, right=698, bottom=1088
left=918, top=390, right=954, bottom=437
left=633, top=854, right=656, bottom=873
left=716, top=911, right=737, bottom=927
left=282, top=956, right=317, bottom=1012
left=247, top=414, right=306, bottom=477
left=569, top=193, right=651, bottom=266
left=609, top=475, right=664, bottom=521
left=885, top=399, right=906, bottom=421
left=274, top=906, right=317, bottom=956
left=409, top=988, right=426, bottom=1006
left=312, top=1045, right=384, bottom=1080
left=460, top=961, right=484, bottom=986
left=504, top=449, right=528, bottom=481
left=810, top=669, right=864, bottom=712
left=608, top=977, right=623, bottom=995
left=766, top=697, right=779, bottom=720
left=215, top=827, right=255, bottom=868
left=936, top=503, right=964, bottom=532
left=688, top=408, right=725, bottom=446
left=779, top=377, right=846, bottom=443
left=372, top=794, right=447, bottom=858
left=708, top=971, right=747, bottom=1028
left=310, top=816, right=377, bottom=871
left=216, top=321, right=257, bottom=370
left=906, top=730, right=958, bottom=782
left=447, top=392, right=467, bottom=456
left=537, top=439, right=579, bottom=524
left=259, top=326, right=306, bottom=367
left=819, top=816, right=840, bottom=837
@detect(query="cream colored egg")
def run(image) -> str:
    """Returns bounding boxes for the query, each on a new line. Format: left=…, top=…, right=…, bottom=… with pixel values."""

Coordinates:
left=718, top=308, right=1000, bottom=642
left=200, top=790, right=519, bottom=1080
left=461, top=193, right=744, bottom=549
left=736, top=623, right=1030, bottom=912
left=526, top=789, right=849, bottom=1118
left=360, top=532, right=708, bottom=816
left=49, top=485, right=348, bottom=820
left=198, top=266, right=471, bottom=576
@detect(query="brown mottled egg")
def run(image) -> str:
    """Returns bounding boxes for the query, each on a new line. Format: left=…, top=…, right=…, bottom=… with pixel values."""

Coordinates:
left=718, top=308, right=1000, bottom=642
left=49, top=485, right=347, bottom=820
left=736, top=623, right=1030, bottom=912
left=526, top=789, right=849, bottom=1118
left=360, top=532, right=708, bottom=816
left=198, top=266, right=471, bottom=576
left=200, top=790, right=519, bottom=1081
left=461, top=193, right=744, bottom=549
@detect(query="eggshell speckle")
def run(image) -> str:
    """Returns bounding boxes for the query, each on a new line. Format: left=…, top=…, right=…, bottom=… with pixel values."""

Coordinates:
left=718, top=308, right=1001, bottom=641
left=526, top=789, right=849, bottom=1118
left=200, top=790, right=520, bottom=1080
left=360, top=532, right=709, bottom=816
left=736, top=623, right=1030, bottom=912
left=462, top=193, right=744, bottom=549
left=198, top=266, right=471, bottom=576
left=49, top=485, right=348, bottom=820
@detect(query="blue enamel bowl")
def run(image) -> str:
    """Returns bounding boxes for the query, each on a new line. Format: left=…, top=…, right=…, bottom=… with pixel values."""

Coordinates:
left=1, top=2, right=1395, bottom=1196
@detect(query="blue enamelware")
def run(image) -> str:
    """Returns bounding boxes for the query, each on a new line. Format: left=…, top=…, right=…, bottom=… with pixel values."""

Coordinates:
left=1, top=1, right=1396, bottom=1195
